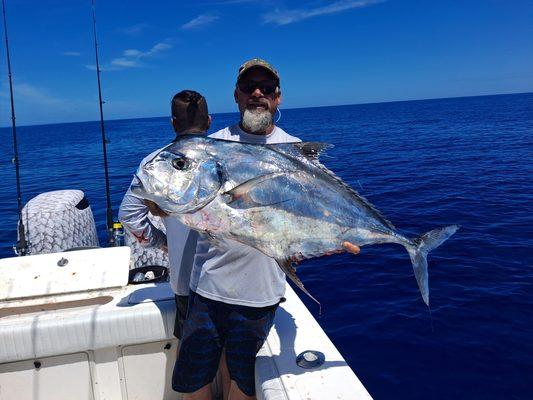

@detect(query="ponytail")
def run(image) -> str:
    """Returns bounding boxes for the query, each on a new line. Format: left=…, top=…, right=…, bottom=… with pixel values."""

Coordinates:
left=171, top=90, right=209, bottom=132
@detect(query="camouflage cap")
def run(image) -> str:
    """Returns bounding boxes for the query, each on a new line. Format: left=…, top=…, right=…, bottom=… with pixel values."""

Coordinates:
left=237, top=58, right=280, bottom=84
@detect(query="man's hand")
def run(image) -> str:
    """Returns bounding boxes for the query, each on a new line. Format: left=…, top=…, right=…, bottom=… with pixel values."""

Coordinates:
left=324, top=242, right=361, bottom=256
left=144, top=200, right=168, bottom=217
left=290, top=242, right=361, bottom=264
left=342, top=241, right=361, bottom=255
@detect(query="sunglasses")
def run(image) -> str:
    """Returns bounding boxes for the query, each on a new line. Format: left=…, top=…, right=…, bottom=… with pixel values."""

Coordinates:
left=238, top=80, right=278, bottom=95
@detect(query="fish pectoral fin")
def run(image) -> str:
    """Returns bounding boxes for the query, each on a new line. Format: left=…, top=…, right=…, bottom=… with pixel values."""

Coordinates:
left=223, top=171, right=298, bottom=209
left=275, top=258, right=320, bottom=306
left=224, top=172, right=287, bottom=198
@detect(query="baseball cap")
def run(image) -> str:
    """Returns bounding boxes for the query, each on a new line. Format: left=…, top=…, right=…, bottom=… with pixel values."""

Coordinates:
left=237, top=58, right=280, bottom=84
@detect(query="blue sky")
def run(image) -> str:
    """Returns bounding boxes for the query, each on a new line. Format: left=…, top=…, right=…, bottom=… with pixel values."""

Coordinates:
left=0, top=0, right=531, bottom=126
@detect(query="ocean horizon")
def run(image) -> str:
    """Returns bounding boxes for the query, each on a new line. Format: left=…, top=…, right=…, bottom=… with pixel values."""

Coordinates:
left=0, top=92, right=531, bottom=399
left=2, top=91, right=531, bottom=129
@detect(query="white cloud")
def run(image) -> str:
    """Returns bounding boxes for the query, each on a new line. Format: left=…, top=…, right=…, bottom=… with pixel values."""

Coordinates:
left=85, top=64, right=122, bottom=72
left=182, top=14, right=219, bottom=30
left=148, top=42, right=172, bottom=54
left=123, top=49, right=143, bottom=57
left=118, top=23, right=150, bottom=36
left=263, top=0, right=382, bottom=26
left=0, top=80, right=99, bottom=126
left=10, top=83, right=64, bottom=106
left=111, top=58, right=140, bottom=68
left=85, top=40, right=173, bottom=71
left=61, top=51, right=81, bottom=56
left=0, top=79, right=158, bottom=126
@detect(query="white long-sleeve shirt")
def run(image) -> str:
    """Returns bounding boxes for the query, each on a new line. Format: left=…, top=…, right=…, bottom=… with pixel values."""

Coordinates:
left=119, top=148, right=197, bottom=296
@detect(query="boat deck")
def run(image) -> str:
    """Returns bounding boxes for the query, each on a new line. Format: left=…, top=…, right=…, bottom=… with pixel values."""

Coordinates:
left=0, top=247, right=372, bottom=399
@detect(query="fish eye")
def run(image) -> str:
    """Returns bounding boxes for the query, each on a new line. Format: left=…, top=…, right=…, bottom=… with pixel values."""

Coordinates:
left=172, top=156, right=189, bottom=170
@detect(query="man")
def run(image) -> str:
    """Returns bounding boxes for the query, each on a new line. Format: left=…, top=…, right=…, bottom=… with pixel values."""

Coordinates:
left=119, top=90, right=210, bottom=340
left=172, top=59, right=360, bottom=400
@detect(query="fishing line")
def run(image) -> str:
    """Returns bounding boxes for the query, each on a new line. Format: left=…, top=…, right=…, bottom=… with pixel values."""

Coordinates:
left=428, top=305, right=435, bottom=333
left=318, top=304, right=324, bottom=319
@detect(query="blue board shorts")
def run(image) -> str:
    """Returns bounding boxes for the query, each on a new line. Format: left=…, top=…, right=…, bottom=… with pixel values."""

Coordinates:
left=173, top=295, right=189, bottom=340
left=172, top=291, right=278, bottom=396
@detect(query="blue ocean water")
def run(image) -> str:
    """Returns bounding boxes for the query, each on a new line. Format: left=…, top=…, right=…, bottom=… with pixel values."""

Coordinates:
left=0, top=93, right=531, bottom=399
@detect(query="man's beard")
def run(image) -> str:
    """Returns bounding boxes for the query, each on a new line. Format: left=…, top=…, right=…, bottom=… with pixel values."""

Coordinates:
left=241, top=108, right=273, bottom=133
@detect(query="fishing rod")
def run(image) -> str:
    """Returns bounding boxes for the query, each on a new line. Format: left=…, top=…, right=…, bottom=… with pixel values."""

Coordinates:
left=91, top=0, right=118, bottom=246
left=2, top=0, right=28, bottom=256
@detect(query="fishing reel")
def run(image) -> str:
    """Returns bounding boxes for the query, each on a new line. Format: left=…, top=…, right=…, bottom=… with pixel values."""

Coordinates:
left=12, top=241, right=30, bottom=256
left=13, top=221, right=30, bottom=256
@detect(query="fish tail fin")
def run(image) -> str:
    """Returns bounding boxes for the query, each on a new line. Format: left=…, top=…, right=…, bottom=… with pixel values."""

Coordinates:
left=406, top=225, right=459, bottom=306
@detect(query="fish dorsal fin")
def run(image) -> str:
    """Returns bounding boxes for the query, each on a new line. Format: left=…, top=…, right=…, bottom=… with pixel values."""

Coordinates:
left=294, top=142, right=333, bottom=161
left=267, top=142, right=333, bottom=162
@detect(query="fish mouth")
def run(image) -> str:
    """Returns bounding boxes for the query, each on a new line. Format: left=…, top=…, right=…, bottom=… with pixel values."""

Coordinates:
left=131, top=173, right=158, bottom=203
left=131, top=173, right=146, bottom=195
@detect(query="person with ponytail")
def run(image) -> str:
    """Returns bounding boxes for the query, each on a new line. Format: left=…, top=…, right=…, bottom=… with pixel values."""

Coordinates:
left=119, top=90, right=210, bottom=340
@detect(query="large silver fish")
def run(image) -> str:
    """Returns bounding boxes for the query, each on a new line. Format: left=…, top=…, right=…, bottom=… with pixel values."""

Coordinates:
left=132, top=136, right=458, bottom=306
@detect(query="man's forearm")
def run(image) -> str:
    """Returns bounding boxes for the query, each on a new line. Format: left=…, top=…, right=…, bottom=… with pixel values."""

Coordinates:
left=119, top=187, right=167, bottom=250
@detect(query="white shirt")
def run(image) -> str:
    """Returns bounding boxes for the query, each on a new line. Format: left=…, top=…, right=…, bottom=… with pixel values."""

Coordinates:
left=189, top=124, right=301, bottom=307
